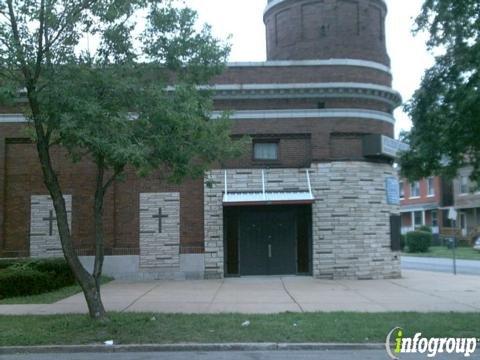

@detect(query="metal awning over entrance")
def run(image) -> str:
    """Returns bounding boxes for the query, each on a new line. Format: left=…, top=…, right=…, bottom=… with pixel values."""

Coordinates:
left=222, top=169, right=314, bottom=206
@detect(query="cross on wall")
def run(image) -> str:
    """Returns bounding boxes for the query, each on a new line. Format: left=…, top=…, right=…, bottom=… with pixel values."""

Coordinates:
left=152, top=208, right=169, bottom=233
left=42, top=210, right=56, bottom=236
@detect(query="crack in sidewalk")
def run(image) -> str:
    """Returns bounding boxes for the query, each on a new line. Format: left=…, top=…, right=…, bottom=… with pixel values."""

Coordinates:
left=281, top=277, right=304, bottom=312
left=121, top=283, right=161, bottom=312
left=207, top=279, right=225, bottom=312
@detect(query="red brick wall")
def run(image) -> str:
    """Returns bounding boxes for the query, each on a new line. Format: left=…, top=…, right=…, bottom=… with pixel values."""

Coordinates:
left=225, top=135, right=311, bottom=169
left=0, top=125, right=204, bottom=257
left=400, top=177, right=441, bottom=206
left=229, top=117, right=393, bottom=162
left=214, top=65, right=392, bottom=87
left=0, top=63, right=395, bottom=257
left=214, top=98, right=391, bottom=113
left=264, top=0, right=389, bottom=65
left=0, top=114, right=393, bottom=255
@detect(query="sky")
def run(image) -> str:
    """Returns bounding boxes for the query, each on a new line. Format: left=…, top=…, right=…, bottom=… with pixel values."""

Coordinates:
left=186, top=0, right=435, bottom=138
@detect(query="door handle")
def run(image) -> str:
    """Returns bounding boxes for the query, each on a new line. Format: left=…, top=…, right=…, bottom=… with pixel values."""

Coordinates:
left=268, top=244, right=272, bottom=258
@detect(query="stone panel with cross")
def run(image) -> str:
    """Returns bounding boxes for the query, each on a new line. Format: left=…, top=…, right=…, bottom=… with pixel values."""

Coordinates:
left=30, top=195, right=72, bottom=258
left=139, top=192, right=180, bottom=269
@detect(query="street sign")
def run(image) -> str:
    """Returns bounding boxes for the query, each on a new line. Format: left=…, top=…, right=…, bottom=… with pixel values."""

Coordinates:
left=448, top=207, right=458, bottom=276
left=448, top=207, right=458, bottom=221
left=385, top=177, right=400, bottom=205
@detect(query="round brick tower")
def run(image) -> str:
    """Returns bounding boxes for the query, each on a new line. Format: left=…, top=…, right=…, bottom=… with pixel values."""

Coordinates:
left=264, top=0, right=389, bottom=65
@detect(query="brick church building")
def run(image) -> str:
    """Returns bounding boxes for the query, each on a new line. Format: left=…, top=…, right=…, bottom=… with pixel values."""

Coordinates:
left=0, top=0, right=404, bottom=280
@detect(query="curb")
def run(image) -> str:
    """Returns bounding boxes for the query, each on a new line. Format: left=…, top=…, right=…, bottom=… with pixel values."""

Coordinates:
left=0, top=343, right=386, bottom=354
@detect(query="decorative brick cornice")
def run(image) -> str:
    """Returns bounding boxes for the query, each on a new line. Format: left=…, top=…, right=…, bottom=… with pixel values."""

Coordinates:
left=205, top=82, right=402, bottom=108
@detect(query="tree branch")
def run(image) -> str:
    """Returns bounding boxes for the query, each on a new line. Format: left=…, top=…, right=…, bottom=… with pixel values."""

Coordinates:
left=48, top=0, right=97, bottom=48
left=34, top=0, right=46, bottom=81
left=6, top=0, right=31, bottom=81
left=103, top=165, right=124, bottom=193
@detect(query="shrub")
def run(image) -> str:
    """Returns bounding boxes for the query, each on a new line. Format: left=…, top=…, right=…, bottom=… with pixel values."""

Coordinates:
left=0, top=258, right=75, bottom=299
left=0, top=259, right=25, bottom=270
left=28, top=259, right=75, bottom=288
left=406, top=231, right=433, bottom=253
left=0, top=268, right=51, bottom=299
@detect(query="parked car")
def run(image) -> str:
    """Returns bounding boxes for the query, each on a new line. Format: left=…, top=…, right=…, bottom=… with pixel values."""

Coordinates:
left=474, top=236, right=480, bottom=252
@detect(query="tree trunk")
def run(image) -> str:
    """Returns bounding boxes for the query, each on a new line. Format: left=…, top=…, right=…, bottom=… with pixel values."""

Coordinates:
left=7, top=0, right=107, bottom=320
left=93, top=158, right=106, bottom=293
left=29, top=97, right=107, bottom=320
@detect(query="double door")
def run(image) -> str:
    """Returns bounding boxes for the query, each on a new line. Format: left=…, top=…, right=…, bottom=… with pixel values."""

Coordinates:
left=239, top=207, right=296, bottom=276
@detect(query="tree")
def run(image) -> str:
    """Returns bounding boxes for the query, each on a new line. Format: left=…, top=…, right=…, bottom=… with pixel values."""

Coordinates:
left=399, top=0, right=480, bottom=186
left=0, top=0, right=241, bottom=320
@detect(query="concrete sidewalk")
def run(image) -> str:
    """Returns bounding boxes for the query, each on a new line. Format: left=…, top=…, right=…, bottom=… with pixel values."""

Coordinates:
left=1, top=270, right=479, bottom=315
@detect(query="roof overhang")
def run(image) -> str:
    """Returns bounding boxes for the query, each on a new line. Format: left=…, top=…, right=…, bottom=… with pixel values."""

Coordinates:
left=222, top=169, right=314, bottom=207
left=223, top=191, right=314, bottom=207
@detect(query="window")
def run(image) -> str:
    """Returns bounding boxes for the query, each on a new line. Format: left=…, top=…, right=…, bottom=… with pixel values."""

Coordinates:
left=460, top=176, right=469, bottom=194
left=427, top=177, right=435, bottom=197
left=442, top=209, right=451, bottom=227
left=253, top=142, right=278, bottom=161
left=431, top=210, right=438, bottom=227
left=399, top=181, right=405, bottom=199
left=410, top=181, right=420, bottom=198
left=414, top=211, right=423, bottom=227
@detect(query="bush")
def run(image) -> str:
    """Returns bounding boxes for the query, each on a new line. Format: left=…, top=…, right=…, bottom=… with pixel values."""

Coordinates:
left=406, top=231, right=433, bottom=253
left=0, top=260, right=22, bottom=270
left=29, top=259, right=75, bottom=288
left=0, top=258, right=75, bottom=299
left=0, top=268, right=51, bottom=299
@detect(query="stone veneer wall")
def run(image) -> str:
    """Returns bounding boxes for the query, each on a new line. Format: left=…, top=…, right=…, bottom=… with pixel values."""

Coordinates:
left=204, top=162, right=401, bottom=279
left=139, top=192, right=180, bottom=270
left=30, top=195, right=72, bottom=258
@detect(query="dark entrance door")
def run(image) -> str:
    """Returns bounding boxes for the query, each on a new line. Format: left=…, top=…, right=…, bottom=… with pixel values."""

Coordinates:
left=238, top=207, right=297, bottom=276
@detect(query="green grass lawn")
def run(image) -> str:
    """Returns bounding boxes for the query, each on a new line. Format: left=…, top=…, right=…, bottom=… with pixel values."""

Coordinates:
left=0, top=312, right=478, bottom=346
left=403, top=246, right=480, bottom=261
left=0, top=277, right=112, bottom=305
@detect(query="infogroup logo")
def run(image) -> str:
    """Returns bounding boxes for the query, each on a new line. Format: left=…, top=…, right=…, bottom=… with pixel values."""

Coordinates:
left=385, top=327, right=478, bottom=359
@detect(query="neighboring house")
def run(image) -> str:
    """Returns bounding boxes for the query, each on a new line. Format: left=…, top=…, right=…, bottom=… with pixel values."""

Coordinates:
left=399, top=176, right=453, bottom=237
left=0, top=0, right=404, bottom=280
left=453, top=166, right=480, bottom=242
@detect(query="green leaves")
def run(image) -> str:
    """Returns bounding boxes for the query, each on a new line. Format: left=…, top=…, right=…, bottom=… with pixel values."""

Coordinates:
left=400, top=0, right=480, bottom=186
left=1, top=0, right=239, bottom=187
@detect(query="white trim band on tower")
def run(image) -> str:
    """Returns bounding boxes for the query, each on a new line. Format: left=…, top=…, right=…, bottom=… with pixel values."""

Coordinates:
left=0, top=114, right=28, bottom=123
left=211, top=108, right=396, bottom=124
left=2, top=109, right=396, bottom=125
left=227, top=59, right=391, bottom=74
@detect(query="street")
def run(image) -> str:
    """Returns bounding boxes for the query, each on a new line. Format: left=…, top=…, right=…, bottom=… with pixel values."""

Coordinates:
left=2, top=351, right=480, bottom=360
left=402, top=256, right=480, bottom=275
